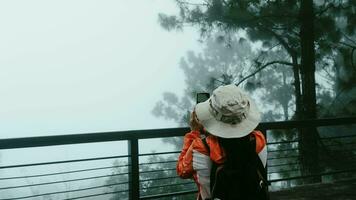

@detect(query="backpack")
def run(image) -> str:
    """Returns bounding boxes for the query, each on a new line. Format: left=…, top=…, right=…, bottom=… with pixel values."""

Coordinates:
left=202, top=135, right=269, bottom=200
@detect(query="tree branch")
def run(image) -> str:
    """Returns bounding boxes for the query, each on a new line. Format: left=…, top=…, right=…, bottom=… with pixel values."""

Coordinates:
left=258, top=24, right=298, bottom=57
left=316, top=2, right=335, bottom=17
left=339, top=41, right=356, bottom=49
left=211, top=77, right=229, bottom=85
left=320, top=86, right=348, bottom=117
left=342, top=32, right=356, bottom=46
left=339, top=42, right=356, bottom=71
left=236, top=61, right=293, bottom=86
left=259, top=14, right=297, bottom=19
left=352, top=48, right=356, bottom=71
left=316, top=1, right=352, bottom=17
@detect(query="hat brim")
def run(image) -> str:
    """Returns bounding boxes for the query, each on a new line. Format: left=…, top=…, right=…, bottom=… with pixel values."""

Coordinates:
left=195, top=98, right=261, bottom=138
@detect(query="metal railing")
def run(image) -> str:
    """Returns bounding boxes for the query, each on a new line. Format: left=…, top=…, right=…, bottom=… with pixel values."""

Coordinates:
left=0, top=117, right=355, bottom=200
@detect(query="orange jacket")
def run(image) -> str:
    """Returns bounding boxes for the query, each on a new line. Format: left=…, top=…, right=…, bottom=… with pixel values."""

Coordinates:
left=177, top=130, right=267, bottom=198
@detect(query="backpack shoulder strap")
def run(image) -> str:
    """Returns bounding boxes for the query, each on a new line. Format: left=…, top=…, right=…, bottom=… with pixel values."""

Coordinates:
left=251, top=134, right=268, bottom=182
left=250, top=135, right=267, bottom=181
left=201, top=135, right=210, bottom=154
left=251, top=134, right=270, bottom=200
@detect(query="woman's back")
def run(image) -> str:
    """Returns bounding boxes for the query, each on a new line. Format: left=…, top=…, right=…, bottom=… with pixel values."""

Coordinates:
left=212, top=134, right=261, bottom=199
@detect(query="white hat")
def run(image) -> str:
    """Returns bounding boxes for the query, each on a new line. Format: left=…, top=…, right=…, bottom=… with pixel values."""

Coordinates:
left=195, top=84, right=261, bottom=138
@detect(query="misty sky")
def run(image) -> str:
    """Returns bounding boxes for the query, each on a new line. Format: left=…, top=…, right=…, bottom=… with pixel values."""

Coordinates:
left=0, top=0, right=202, bottom=139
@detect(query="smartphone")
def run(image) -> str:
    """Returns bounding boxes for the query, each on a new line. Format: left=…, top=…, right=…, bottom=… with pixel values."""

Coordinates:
left=196, top=92, right=210, bottom=104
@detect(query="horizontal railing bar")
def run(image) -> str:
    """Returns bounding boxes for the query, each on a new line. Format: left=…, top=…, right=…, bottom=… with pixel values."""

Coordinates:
left=267, top=140, right=299, bottom=145
left=268, top=155, right=299, bottom=160
left=0, top=182, right=129, bottom=200
left=140, top=189, right=198, bottom=199
left=322, top=148, right=356, bottom=153
left=319, top=158, right=356, bottom=166
left=140, top=181, right=195, bottom=190
left=267, top=160, right=300, bottom=166
left=0, top=117, right=354, bottom=150
left=269, top=168, right=356, bottom=183
left=139, top=160, right=177, bottom=165
left=140, top=168, right=176, bottom=174
left=268, top=168, right=301, bottom=174
left=140, top=176, right=179, bottom=182
left=323, top=142, right=356, bottom=148
left=258, top=117, right=356, bottom=130
left=139, top=151, right=181, bottom=156
left=0, top=164, right=129, bottom=180
left=268, top=148, right=299, bottom=153
left=319, top=159, right=356, bottom=165
left=0, top=174, right=129, bottom=190
left=320, top=154, right=354, bottom=160
left=0, top=155, right=129, bottom=169
left=0, top=128, right=190, bottom=149
left=268, top=162, right=300, bottom=168
left=64, top=190, right=129, bottom=200
left=320, top=134, right=356, bottom=140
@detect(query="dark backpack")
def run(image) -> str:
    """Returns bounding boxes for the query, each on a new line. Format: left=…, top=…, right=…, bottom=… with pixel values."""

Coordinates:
left=202, top=135, right=269, bottom=200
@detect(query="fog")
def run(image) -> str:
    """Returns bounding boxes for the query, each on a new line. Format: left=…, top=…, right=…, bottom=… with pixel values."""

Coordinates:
left=0, top=1, right=201, bottom=147
left=0, top=1, right=201, bottom=199
left=0, top=0, right=201, bottom=139
left=2, top=0, right=354, bottom=199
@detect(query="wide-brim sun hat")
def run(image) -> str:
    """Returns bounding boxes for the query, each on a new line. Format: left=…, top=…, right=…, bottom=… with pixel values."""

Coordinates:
left=195, top=84, right=261, bottom=138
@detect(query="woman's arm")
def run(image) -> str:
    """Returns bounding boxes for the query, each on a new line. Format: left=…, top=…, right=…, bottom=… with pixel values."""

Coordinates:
left=176, top=131, right=200, bottom=178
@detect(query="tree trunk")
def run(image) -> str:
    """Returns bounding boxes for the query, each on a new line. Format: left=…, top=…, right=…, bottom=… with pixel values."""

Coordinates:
left=291, top=53, right=302, bottom=120
left=261, top=27, right=303, bottom=120
left=299, top=0, right=321, bottom=183
left=281, top=70, right=290, bottom=120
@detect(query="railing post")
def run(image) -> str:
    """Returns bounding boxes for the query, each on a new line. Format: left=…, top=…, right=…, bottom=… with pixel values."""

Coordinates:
left=299, top=126, right=321, bottom=183
left=128, top=138, right=140, bottom=200
left=260, top=128, right=268, bottom=181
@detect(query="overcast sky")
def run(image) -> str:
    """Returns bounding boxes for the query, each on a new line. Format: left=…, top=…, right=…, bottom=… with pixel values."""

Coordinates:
left=0, top=0, right=202, bottom=139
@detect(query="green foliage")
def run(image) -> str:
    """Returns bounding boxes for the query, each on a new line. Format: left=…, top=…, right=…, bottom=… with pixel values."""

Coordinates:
left=152, top=34, right=258, bottom=127
left=106, top=156, right=196, bottom=200
left=105, top=160, right=129, bottom=200
left=158, top=14, right=183, bottom=31
left=158, top=1, right=356, bottom=118
left=153, top=0, right=356, bottom=191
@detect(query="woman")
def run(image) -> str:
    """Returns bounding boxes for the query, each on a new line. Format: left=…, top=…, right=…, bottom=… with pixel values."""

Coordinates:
left=177, top=84, right=267, bottom=200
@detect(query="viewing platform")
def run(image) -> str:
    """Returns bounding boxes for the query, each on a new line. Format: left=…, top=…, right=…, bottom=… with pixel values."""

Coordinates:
left=0, top=117, right=355, bottom=200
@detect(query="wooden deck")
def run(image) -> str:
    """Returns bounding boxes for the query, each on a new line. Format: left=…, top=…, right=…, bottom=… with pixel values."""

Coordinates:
left=270, top=179, right=356, bottom=200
